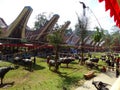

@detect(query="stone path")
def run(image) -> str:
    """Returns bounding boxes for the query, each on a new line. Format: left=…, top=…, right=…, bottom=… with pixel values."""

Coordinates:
left=75, top=70, right=117, bottom=90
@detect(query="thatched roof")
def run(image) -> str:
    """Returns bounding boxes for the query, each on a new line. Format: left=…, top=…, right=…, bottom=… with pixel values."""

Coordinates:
left=0, top=18, right=7, bottom=28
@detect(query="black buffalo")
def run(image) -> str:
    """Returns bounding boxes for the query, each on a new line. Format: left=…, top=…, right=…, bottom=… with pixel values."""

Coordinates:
left=59, top=57, right=75, bottom=67
left=0, top=66, right=14, bottom=84
left=85, top=60, right=95, bottom=69
left=92, top=81, right=109, bottom=90
left=22, top=59, right=33, bottom=71
left=90, top=58, right=99, bottom=63
left=48, top=60, right=61, bottom=70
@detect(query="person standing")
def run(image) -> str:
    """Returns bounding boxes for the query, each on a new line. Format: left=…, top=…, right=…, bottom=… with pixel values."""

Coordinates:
left=47, top=56, right=50, bottom=64
left=111, top=60, right=115, bottom=71
left=116, top=57, right=120, bottom=68
left=116, top=66, right=119, bottom=78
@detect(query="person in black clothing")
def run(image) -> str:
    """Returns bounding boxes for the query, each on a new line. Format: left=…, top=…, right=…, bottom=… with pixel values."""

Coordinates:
left=106, top=59, right=111, bottom=70
left=116, top=66, right=119, bottom=78
left=116, top=57, right=120, bottom=68
left=111, top=60, right=114, bottom=71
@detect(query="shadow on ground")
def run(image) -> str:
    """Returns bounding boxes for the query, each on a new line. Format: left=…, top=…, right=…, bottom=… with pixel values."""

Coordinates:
left=0, top=81, right=14, bottom=88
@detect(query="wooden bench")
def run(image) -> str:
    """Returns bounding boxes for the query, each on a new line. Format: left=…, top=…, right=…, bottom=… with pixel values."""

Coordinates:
left=84, top=71, right=95, bottom=80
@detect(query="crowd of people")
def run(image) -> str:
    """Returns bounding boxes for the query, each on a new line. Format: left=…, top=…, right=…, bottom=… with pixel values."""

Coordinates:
left=103, top=53, right=120, bottom=78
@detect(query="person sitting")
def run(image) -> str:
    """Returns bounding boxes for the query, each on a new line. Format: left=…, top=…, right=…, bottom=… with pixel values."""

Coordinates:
left=101, top=66, right=106, bottom=72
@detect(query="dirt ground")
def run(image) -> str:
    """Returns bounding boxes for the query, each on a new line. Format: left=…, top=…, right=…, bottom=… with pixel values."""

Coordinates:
left=75, top=70, right=117, bottom=90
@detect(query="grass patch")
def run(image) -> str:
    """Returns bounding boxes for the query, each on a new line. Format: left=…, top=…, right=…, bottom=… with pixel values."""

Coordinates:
left=0, top=53, right=105, bottom=90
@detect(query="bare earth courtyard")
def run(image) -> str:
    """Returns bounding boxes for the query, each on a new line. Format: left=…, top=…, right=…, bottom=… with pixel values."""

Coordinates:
left=76, top=70, right=117, bottom=90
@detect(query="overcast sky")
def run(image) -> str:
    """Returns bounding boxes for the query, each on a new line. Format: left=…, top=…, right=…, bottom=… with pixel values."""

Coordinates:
left=0, top=0, right=116, bottom=31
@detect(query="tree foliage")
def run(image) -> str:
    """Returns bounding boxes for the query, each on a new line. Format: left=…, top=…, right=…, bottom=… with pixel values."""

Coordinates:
left=34, top=12, right=54, bottom=30
left=47, top=28, right=63, bottom=71
left=75, top=16, right=89, bottom=40
left=47, top=30, right=63, bottom=47
left=93, top=26, right=104, bottom=42
left=64, top=28, right=73, bottom=36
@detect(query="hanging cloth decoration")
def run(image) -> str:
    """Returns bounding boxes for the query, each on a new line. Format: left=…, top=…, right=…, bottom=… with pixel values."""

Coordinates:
left=98, top=0, right=120, bottom=28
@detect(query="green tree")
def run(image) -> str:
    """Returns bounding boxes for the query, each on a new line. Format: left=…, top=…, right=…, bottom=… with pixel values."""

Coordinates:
left=102, top=26, right=120, bottom=52
left=64, top=28, right=73, bottom=35
left=111, top=30, right=120, bottom=52
left=47, top=29, right=63, bottom=71
left=103, top=32, right=112, bottom=52
left=34, top=12, right=60, bottom=31
left=93, top=27, right=103, bottom=42
left=34, top=12, right=54, bottom=30
left=34, top=12, right=47, bottom=30
left=102, top=25, right=120, bottom=52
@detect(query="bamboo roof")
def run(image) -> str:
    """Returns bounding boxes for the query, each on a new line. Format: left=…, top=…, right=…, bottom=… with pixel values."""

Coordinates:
left=1, top=6, right=33, bottom=38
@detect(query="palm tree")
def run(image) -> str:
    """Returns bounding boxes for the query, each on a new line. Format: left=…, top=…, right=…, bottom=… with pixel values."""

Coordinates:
left=47, top=29, right=63, bottom=71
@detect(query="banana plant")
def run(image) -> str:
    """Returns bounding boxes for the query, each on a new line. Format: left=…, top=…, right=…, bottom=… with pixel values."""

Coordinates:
left=93, top=26, right=104, bottom=51
left=93, top=27, right=103, bottom=42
